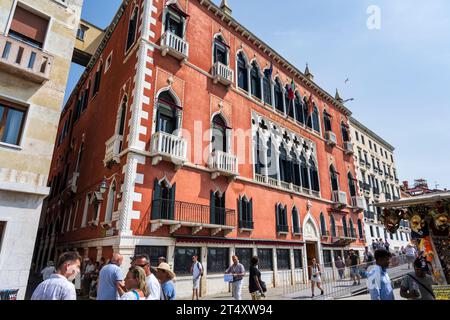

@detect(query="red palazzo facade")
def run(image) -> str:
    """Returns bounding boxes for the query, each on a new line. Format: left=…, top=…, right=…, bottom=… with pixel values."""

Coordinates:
left=34, top=0, right=367, bottom=297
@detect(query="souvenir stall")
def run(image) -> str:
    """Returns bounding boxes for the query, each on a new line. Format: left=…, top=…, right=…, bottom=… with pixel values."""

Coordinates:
left=375, top=192, right=450, bottom=285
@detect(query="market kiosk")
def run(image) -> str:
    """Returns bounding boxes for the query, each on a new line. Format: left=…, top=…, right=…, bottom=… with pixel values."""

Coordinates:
left=375, top=192, right=450, bottom=288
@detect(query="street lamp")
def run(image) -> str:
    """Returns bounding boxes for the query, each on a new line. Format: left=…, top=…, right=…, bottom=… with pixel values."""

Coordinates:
left=99, top=177, right=108, bottom=194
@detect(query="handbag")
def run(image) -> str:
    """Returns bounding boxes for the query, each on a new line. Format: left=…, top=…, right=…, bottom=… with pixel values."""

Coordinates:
left=260, top=279, right=267, bottom=293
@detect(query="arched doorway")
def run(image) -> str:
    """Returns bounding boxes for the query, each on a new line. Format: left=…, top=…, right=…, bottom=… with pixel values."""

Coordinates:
left=303, top=215, right=321, bottom=280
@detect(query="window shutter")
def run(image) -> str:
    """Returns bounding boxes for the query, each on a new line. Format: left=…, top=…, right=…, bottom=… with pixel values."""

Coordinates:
left=151, top=179, right=161, bottom=219
left=248, top=199, right=253, bottom=228
left=10, top=6, right=48, bottom=46
left=275, top=204, right=279, bottom=229
left=210, top=191, right=215, bottom=225
left=237, top=196, right=243, bottom=228
left=168, top=183, right=176, bottom=220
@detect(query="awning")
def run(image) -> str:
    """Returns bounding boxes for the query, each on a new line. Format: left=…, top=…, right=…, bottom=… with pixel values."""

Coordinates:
left=374, top=192, right=450, bottom=208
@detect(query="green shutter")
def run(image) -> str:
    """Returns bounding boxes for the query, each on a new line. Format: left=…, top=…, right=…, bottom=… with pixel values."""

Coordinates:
left=238, top=196, right=243, bottom=228
left=210, top=191, right=215, bottom=225
left=168, top=183, right=176, bottom=220
left=248, top=199, right=253, bottom=229
left=275, top=204, right=280, bottom=231
left=152, top=179, right=161, bottom=219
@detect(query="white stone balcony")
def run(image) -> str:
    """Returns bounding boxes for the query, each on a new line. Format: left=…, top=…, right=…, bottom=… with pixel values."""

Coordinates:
left=160, top=31, right=189, bottom=62
left=67, top=172, right=79, bottom=193
left=212, top=61, right=234, bottom=86
left=150, top=131, right=187, bottom=168
left=343, top=141, right=354, bottom=155
left=325, top=131, right=337, bottom=146
left=208, top=150, right=238, bottom=179
left=104, top=134, right=123, bottom=166
left=332, top=190, right=348, bottom=208
left=0, top=33, right=53, bottom=84
left=352, top=196, right=365, bottom=211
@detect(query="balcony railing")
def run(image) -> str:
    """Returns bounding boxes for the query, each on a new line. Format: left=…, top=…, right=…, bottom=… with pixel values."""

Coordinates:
left=0, top=33, right=53, bottom=84
left=141, top=199, right=236, bottom=236
left=385, top=193, right=392, bottom=201
left=150, top=131, right=187, bottom=167
left=254, top=174, right=319, bottom=198
left=325, top=131, right=337, bottom=146
left=332, top=226, right=357, bottom=241
left=104, top=134, right=123, bottom=165
left=351, top=196, right=365, bottom=210
left=208, top=150, right=238, bottom=179
left=212, top=61, right=234, bottom=86
left=160, top=31, right=189, bottom=61
left=332, top=190, right=348, bottom=207
left=343, top=141, right=354, bottom=155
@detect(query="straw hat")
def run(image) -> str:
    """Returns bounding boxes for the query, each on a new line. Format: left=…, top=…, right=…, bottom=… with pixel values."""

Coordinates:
left=152, top=262, right=176, bottom=279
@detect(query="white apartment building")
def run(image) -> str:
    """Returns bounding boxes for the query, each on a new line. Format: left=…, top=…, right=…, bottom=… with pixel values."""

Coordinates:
left=0, top=0, right=83, bottom=299
left=349, top=117, right=411, bottom=253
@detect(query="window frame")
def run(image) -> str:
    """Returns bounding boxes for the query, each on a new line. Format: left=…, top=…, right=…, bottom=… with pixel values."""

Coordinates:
left=207, top=247, right=229, bottom=274
left=0, top=100, right=28, bottom=147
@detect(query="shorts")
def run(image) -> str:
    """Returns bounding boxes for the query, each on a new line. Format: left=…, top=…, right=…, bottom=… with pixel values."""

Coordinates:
left=407, top=255, right=415, bottom=263
left=350, top=266, right=358, bottom=276
left=193, top=278, right=200, bottom=289
left=311, top=275, right=321, bottom=283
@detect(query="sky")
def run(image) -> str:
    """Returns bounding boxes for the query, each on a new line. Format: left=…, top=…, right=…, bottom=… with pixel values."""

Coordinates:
left=65, top=0, right=450, bottom=189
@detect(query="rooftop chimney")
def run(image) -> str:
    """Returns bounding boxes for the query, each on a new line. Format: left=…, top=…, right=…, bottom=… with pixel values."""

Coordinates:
left=220, top=0, right=232, bottom=15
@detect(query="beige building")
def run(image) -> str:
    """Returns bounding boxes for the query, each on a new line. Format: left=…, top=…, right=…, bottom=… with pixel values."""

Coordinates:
left=349, top=117, right=411, bottom=252
left=0, top=0, right=82, bottom=299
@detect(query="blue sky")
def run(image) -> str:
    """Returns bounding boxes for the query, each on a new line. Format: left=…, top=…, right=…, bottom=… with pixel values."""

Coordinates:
left=65, top=0, right=450, bottom=189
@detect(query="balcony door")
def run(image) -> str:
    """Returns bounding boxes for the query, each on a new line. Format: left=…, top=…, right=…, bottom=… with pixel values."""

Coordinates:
left=211, top=114, right=227, bottom=153
left=152, top=179, right=176, bottom=220
left=330, top=165, right=339, bottom=192
left=348, top=172, right=356, bottom=197
left=214, top=36, right=228, bottom=65
left=210, top=191, right=226, bottom=226
left=156, top=91, right=178, bottom=134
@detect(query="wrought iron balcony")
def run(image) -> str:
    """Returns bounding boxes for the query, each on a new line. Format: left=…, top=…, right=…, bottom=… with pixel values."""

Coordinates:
left=150, top=131, right=187, bottom=168
left=352, top=196, right=365, bottom=211
left=208, top=150, right=238, bottom=179
left=212, top=61, right=234, bottom=86
left=343, top=141, right=354, bottom=155
left=104, top=134, right=123, bottom=166
left=325, top=131, right=337, bottom=146
left=0, top=33, right=53, bottom=84
left=145, top=199, right=236, bottom=236
left=160, top=31, right=189, bottom=62
left=332, top=190, right=348, bottom=208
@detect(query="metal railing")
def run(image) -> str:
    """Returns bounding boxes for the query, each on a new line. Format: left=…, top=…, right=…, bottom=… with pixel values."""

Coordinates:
left=0, top=33, right=53, bottom=83
left=282, top=255, right=410, bottom=300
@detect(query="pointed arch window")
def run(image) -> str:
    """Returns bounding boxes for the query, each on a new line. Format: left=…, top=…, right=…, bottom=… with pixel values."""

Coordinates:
left=279, top=144, right=291, bottom=183
left=165, top=6, right=184, bottom=38
left=105, top=182, right=116, bottom=222
left=250, top=62, right=261, bottom=99
left=210, top=191, right=226, bottom=225
left=320, top=212, right=327, bottom=236
left=156, top=91, right=180, bottom=134
left=267, top=137, right=277, bottom=180
left=238, top=196, right=253, bottom=229
left=357, top=219, right=363, bottom=240
left=285, top=85, right=294, bottom=118
left=349, top=219, right=356, bottom=239
left=152, top=179, right=176, bottom=220
left=309, top=159, right=320, bottom=192
left=93, top=62, right=103, bottom=96
left=214, top=36, right=228, bottom=65
left=341, top=122, right=350, bottom=142
left=254, top=131, right=265, bottom=175
left=126, top=7, right=139, bottom=52
left=274, top=79, right=284, bottom=113
left=330, top=215, right=336, bottom=237
left=330, top=165, right=339, bottom=192
left=312, top=106, right=321, bottom=132
left=294, top=93, right=303, bottom=123
left=263, top=70, right=272, bottom=105
left=348, top=172, right=356, bottom=197
left=291, top=149, right=301, bottom=187
left=300, top=154, right=310, bottom=190
left=237, top=52, right=249, bottom=91
left=212, top=114, right=228, bottom=153
left=276, top=204, right=288, bottom=233
left=323, top=111, right=332, bottom=132
left=342, top=216, right=348, bottom=238
left=292, top=207, right=300, bottom=234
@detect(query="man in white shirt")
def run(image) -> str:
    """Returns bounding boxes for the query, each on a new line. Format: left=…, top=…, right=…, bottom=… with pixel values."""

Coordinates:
left=31, top=252, right=82, bottom=300
left=132, top=254, right=161, bottom=300
left=190, top=255, right=203, bottom=300
left=41, top=261, right=56, bottom=281
left=405, top=244, right=417, bottom=269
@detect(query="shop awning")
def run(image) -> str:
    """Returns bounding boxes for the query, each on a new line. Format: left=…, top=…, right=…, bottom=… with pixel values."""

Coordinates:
left=374, top=191, right=450, bottom=208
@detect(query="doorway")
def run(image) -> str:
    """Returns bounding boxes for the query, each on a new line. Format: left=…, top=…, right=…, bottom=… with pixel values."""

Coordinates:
left=306, top=242, right=318, bottom=279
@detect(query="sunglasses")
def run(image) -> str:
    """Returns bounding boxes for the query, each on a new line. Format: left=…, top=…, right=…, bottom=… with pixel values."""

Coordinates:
left=136, top=263, right=149, bottom=268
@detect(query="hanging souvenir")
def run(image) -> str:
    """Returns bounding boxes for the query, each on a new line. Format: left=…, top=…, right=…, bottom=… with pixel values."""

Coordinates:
left=381, top=208, right=403, bottom=234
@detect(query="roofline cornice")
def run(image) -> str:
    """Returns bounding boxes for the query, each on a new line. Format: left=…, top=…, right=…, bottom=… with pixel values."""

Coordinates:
left=197, top=0, right=352, bottom=117
left=349, top=116, right=395, bottom=151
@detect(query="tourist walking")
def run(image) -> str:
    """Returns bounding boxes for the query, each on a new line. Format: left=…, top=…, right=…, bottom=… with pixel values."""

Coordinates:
left=367, top=249, right=395, bottom=300
left=335, top=256, right=345, bottom=280
left=119, top=266, right=150, bottom=300
left=363, top=247, right=375, bottom=267
left=31, top=252, right=81, bottom=300
left=349, top=250, right=361, bottom=285
left=97, top=253, right=125, bottom=300
left=132, top=254, right=161, bottom=300
left=310, top=258, right=324, bottom=297
left=154, top=263, right=176, bottom=300
left=405, top=244, right=417, bottom=269
left=41, top=261, right=56, bottom=281
left=384, top=240, right=390, bottom=252
left=249, top=256, right=266, bottom=300
left=400, top=257, right=436, bottom=300
left=190, top=255, right=203, bottom=300
left=371, top=239, right=378, bottom=252
left=225, top=255, right=246, bottom=300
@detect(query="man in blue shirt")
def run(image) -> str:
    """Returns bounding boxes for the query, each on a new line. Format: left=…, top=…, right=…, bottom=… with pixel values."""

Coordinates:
left=154, top=263, right=176, bottom=300
left=367, top=249, right=395, bottom=300
left=97, top=253, right=125, bottom=300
